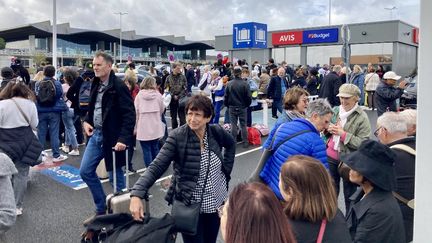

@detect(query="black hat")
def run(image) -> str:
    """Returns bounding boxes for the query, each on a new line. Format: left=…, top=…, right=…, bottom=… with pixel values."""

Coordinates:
left=1, top=67, right=14, bottom=79
left=340, top=140, right=397, bottom=191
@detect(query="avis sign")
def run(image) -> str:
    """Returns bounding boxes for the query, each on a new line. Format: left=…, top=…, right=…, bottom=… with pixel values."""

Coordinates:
left=272, top=31, right=302, bottom=45
left=233, top=22, right=267, bottom=49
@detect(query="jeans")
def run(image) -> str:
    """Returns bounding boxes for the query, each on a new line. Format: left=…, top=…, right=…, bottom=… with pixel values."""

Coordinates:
left=246, top=106, right=253, bottom=127
left=229, top=107, right=248, bottom=144
left=213, top=100, right=223, bottom=124
left=139, top=139, right=160, bottom=167
left=62, top=108, right=78, bottom=149
left=223, top=107, right=230, bottom=124
left=182, top=213, right=220, bottom=243
left=79, top=129, right=125, bottom=213
left=38, top=112, right=61, bottom=158
left=12, top=162, right=30, bottom=208
left=271, top=98, right=283, bottom=117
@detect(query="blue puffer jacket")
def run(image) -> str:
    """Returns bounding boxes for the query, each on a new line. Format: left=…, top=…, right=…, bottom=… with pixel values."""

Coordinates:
left=35, top=78, right=67, bottom=113
left=260, top=118, right=328, bottom=199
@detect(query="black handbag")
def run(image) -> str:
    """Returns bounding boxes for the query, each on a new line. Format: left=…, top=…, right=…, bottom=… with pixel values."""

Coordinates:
left=171, top=148, right=211, bottom=235
left=248, top=126, right=312, bottom=183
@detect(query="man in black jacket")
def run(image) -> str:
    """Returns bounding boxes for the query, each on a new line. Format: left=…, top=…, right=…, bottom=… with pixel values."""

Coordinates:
left=375, top=71, right=408, bottom=117
left=267, top=67, right=289, bottom=119
left=224, top=67, right=252, bottom=148
left=80, top=52, right=135, bottom=223
left=375, top=112, right=415, bottom=242
left=319, top=65, right=342, bottom=107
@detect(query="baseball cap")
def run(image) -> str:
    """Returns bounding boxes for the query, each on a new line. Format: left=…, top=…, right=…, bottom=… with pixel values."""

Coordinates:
left=383, top=71, right=401, bottom=80
left=337, top=83, right=361, bottom=98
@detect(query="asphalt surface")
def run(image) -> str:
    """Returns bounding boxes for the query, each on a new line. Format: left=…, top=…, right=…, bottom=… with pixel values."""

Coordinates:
left=3, top=108, right=378, bottom=243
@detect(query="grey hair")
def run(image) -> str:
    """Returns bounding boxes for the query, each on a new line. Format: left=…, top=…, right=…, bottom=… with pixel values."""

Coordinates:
left=305, top=98, right=333, bottom=118
left=377, top=112, right=407, bottom=133
left=211, top=69, right=220, bottom=77
left=400, top=109, right=417, bottom=128
left=333, top=65, right=342, bottom=73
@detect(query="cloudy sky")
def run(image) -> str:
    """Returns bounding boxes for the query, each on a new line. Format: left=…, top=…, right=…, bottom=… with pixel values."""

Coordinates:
left=0, top=0, right=419, bottom=41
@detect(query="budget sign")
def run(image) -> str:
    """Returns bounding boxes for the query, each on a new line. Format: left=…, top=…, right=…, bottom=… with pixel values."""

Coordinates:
left=303, top=28, right=339, bottom=44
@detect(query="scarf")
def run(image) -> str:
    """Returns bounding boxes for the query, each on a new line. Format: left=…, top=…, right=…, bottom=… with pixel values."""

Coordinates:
left=333, top=104, right=358, bottom=151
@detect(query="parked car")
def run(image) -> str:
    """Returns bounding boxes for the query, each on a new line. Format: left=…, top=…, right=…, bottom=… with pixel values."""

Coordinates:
left=400, top=74, right=417, bottom=109
left=116, top=63, right=128, bottom=73
left=115, top=72, right=145, bottom=84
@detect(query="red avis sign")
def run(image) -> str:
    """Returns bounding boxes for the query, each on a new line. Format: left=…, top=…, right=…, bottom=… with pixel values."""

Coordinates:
left=272, top=31, right=303, bottom=46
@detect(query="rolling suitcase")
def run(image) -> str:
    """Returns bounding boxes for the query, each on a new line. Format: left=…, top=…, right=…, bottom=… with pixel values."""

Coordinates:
left=106, top=148, right=148, bottom=214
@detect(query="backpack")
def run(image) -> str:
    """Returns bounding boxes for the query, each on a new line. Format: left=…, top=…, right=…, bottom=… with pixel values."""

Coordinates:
left=37, top=79, right=56, bottom=107
left=247, top=127, right=261, bottom=145
left=79, top=78, right=92, bottom=106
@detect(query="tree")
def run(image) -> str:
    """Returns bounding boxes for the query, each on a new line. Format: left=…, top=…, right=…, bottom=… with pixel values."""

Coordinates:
left=32, top=52, right=47, bottom=68
left=0, top=37, right=5, bottom=50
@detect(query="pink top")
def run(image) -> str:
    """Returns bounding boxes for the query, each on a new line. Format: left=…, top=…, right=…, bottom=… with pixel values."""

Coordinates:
left=134, top=89, right=165, bottom=141
left=326, top=132, right=347, bottom=160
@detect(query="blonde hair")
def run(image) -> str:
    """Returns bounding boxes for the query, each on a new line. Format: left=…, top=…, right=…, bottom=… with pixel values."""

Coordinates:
left=33, top=71, right=44, bottom=81
left=140, top=76, right=156, bottom=90
left=353, top=65, right=362, bottom=73
left=124, top=69, right=137, bottom=84
left=280, top=155, right=338, bottom=223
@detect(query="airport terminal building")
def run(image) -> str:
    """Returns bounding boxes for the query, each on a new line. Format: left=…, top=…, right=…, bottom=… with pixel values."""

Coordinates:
left=0, top=21, right=215, bottom=67
left=215, top=20, right=419, bottom=76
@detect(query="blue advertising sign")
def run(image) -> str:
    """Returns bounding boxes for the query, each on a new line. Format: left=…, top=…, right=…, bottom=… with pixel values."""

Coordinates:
left=233, top=22, right=267, bottom=49
left=40, top=164, right=86, bottom=190
left=303, top=28, right=339, bottom=44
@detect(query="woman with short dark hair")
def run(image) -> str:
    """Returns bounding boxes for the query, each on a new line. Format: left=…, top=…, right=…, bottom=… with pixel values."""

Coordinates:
left=279, top=155, right=352, bottom=243
left=220, top=182, right=297, bottom=243
left=130, top=94, right=235, bottom=243
left=275, top=87, right=309, bottom=127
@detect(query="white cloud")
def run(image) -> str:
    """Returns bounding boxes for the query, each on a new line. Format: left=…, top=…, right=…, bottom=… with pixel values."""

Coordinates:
left=0, top=0, right=419, bottom=41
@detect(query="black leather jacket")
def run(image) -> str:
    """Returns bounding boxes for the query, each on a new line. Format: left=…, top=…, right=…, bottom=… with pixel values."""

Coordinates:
left=130, top=124, right=236, bottom=205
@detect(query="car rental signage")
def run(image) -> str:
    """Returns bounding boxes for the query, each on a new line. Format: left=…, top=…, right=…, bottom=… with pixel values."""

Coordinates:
left=303, top=28, right=339, bottom=44
left=233, top=22, right=267, bottom=49
left=272, top=31, right=303, bottom=46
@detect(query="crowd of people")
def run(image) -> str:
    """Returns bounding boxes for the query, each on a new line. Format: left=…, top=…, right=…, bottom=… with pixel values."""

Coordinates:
left=0, top=53, right=417, bottom=243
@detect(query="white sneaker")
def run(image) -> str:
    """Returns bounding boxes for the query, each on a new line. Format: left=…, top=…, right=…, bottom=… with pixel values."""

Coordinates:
left=53, top=155, right=68, bottom=163
left=61, top=145, right=70, bottom=153
left=68, top=150, right=80, bottom=156
left=16, top=208, right=23, bottom=216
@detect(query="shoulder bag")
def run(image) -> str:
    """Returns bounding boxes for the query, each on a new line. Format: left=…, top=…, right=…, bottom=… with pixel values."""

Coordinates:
left=390, top=144, right=416, bottom=209
left=171, top=148, right=211, bottom=235
left=248, top=124, right=311, bottom=183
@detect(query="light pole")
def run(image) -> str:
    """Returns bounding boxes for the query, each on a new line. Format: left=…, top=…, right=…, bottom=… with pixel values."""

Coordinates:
left=384, top=6, right=397, bottom=20
left=329, top=0, right=332, bottom=25
left=52, top=0, right=57, bottom=68
left=114, top=12, right=128, bottom=64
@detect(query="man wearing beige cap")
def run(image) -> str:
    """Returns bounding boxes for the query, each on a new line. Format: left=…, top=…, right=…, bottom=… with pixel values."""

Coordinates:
left=375, top=71, right=408, bottom=117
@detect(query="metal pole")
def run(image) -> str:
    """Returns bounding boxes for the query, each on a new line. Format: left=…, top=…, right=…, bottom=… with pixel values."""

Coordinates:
left=329, top=0, right=332, bottom=25
left=52, top=0, right=57, bottom=68
left=114, top=12, right=128, bottom=64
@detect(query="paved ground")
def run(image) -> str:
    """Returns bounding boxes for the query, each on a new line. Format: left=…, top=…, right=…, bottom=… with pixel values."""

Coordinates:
left=3, top=108, right=378, bottom=243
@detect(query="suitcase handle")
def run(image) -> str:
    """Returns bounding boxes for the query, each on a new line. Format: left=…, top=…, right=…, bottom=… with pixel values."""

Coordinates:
left=112, top=146, right=129, bottom=194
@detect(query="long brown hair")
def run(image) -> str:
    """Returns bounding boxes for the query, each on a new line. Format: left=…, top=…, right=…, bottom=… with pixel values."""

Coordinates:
left=225, top=183, right=296, bottom=243
left=280, top=155, right=338, bottom=223
left=0, top=80, right=35, bottom=101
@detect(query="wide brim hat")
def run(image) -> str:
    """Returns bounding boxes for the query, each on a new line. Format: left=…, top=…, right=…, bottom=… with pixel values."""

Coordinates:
left=340, top=140, right=397, bottom=191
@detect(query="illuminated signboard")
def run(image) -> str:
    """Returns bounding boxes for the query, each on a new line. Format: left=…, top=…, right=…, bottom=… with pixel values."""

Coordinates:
left=272, top=31, right=303, bottom=45
left=303, top=28, right=339, bottom=44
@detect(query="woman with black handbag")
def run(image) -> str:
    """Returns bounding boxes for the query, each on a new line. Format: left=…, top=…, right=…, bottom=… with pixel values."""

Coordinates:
left=0, top=80, right=43, bottom=216
left=130, top=94, right=235, bottom=243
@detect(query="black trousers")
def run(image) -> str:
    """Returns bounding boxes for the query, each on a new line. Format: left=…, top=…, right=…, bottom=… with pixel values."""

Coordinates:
left=182, top=213, right=220, bottom=243
left=328, top=156, right=358, bottom=213
left=170, top=99, right=186, bottom=129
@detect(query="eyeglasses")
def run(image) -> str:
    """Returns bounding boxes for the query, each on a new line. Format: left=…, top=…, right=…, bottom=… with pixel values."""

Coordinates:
left=374, top=127, right=382, bottom=137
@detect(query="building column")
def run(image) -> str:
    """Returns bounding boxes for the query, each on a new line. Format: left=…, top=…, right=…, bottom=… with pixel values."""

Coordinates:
left=29, top=35, right=36, bottom=67
left=149, top=45, right=157, bottom=58
left=90, top=42, right=97, bottom=52
left=300, top=46, right=307, bottom=65
left=414, top=0, right=432, bottom=242
left=191, top=49, right=198, bottom=60
left=199, top=49, right=206, bottom=60
left=161, top=46, right=168, bottom=58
